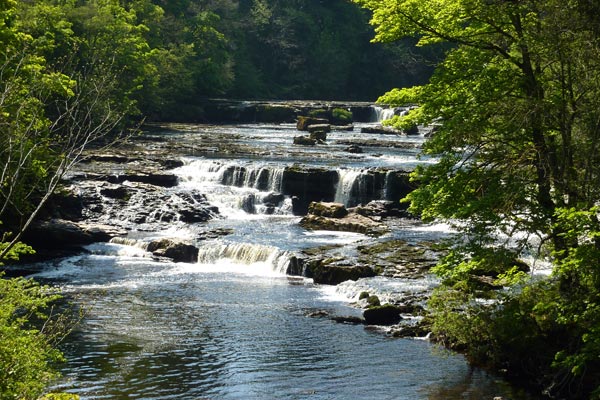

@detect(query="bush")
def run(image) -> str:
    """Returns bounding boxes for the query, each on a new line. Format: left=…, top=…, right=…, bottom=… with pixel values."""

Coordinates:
left=0, top=272, right=71, bottom=399
left=331, top=108, right=353, bottom=124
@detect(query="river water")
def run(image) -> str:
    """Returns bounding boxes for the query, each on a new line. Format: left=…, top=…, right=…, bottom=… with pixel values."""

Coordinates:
left=32, top=109, right=538, bottom=399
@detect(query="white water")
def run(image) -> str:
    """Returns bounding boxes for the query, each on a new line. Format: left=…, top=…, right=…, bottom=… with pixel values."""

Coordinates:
left=334, top=168, right=363, bottom=205
left=372, top=106, right=397, bottom=122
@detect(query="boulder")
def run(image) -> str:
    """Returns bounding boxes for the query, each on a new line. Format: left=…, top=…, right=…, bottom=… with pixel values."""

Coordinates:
left=404, top=124, right=420, bottom=135
left=352, top=200, right=407, bottom=218
left=309, top=130, right=327, bottom=142
left=296, top=116, right=329, bottom=131
left=293, top=136, right=317, bottom=146
left=147, top=239, right=199, bottom=263
left=363, top=304, right=403, bottom=325
left=307, top=202, right=348, bottom=218
left=312, top=263, right=376, bottom=285
left=299, top=213, right=388, bottom=235
left=344, top=144, right=363, bottom=154
left=281, top=167, right=338, bottom=215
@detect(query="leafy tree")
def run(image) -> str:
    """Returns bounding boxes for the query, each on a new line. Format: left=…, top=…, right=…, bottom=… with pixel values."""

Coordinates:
left=354, top=0, right=600, bottom=397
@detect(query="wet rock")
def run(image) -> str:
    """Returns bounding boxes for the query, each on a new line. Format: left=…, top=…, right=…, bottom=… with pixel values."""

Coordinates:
left=361, top=125, right=402, bottom=135
left=363, top=304, right=403, bottom=325
left=307, top=202, right=348, bottom=218
left=366, top=295, right=381, bottom=307
left=344, top=144, right=363, bottom=154
left=106, top=172, right=178, bottom=187
left=309, top=130, right=327, bottom=142
left=300, top=212, right=388, bottom=236
left=352, top=200, right=408, bottom=218
left=262, top=192, right=285, bottom=206
left=297, top=116, right=329, bottom=131
left=331, top=315, right=364, bottom=325
left=22, top=219, right=122, bottom=249
left=404, top=124, right=420, bottom=135
left=42, top=187, right=85, bottom=221
left=307, top=310, right=330, bottom=318
left=281, top=167, right=338, bottom=215
left=285, top=255, right=308, bottom=276
left=357, top=239, right=439, bottom=279
left=293, top=136, right=317, bottom=146
left=390, top=324, right=430, bottom=338
left=100, top=185, right=130, bottom=200
left=147, top=239, right=199, bottom=263
left=311, top=263, right=376, bottom=285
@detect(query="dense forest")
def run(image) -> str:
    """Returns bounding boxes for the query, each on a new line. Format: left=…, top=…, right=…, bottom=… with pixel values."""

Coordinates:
left=4, top=0, right=440, bottom=122
left=2, top=0, right=600, bottom=399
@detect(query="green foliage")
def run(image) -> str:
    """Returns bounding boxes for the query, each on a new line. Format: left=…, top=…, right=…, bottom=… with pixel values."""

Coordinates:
left=0, top=272, right=67, bottom=399
left=355, top=0, right=600, bottom=397
left=331, top=108, right=353, bottom=124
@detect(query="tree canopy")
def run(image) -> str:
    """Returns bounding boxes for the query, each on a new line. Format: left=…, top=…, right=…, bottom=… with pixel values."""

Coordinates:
left=354, top=0, right=600, bottom=397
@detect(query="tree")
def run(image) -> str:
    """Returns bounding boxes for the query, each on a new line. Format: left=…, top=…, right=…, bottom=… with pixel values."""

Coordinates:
left=354, top=0, right=600, bottom=397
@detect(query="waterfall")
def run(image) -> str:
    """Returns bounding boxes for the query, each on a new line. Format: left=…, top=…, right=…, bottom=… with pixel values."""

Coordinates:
left=334, top=169, right=363, bottom=206
left=176, top=159, right=284, bottom=192
left=196, top=242, right=292, bottom=273
left=334, top=168, right=392, bottom=207
left=371, top=106, right=397, bottom=122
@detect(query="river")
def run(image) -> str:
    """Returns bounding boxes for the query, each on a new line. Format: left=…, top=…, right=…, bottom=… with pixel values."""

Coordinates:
left=30, top=107, right=539, bottom=399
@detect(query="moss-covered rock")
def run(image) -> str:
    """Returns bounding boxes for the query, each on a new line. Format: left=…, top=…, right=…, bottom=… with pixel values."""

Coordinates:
left=366, top=295, right=381, bottom=307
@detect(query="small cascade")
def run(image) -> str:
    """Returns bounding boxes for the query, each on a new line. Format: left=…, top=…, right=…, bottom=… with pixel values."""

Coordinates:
left=371, top=106, right=397, bottom=122
left=334, top=168, right=393, bottom=207
left=196, top=242, right=293, bottom=273
left=174, top=159, right=289, bottom=216
left=176, top=159, right=284, bottom=192
left=334, top=169, right=363, bottom=205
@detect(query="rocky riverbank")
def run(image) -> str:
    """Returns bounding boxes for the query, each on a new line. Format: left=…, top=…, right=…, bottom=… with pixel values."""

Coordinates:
left=16, top=112, right=446, bottom=339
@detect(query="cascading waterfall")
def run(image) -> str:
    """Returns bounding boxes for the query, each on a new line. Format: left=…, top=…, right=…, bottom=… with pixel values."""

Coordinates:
left=197, top=242, right=292, bottom=274
left=177, top=159, right=284, bottom=192
left=334, top=168, right=389, bottom=207
left=174, top=159, right=288, bottom=215
left=371, top=106, right=397, bottom=122
left=334, top=169, right=363, bottom=206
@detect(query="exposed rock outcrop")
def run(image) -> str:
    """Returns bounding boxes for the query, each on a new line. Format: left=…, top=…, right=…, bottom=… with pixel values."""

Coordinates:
left=363, top=304, right=404, bottom=325
left=300, top=201, right=388, bottom=235
left=293, top=136, right=317, bottom=146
